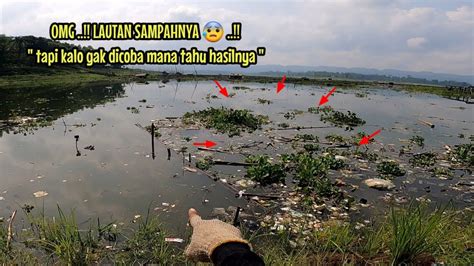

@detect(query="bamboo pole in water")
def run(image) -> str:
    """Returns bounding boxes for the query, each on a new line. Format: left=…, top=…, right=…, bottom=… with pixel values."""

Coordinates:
left=418, top=119, right=435, bottom=128
left=151, top=123, right=155, bottom=159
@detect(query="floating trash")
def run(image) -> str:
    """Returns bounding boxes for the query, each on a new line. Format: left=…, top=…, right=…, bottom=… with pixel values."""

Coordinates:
left=165, top=237, right=184, bottom=243
left=183, top=166, right=197, bottom=173
left=364, top=178, right=395, bottom=190
left=33, top=191, right=48, bottom=198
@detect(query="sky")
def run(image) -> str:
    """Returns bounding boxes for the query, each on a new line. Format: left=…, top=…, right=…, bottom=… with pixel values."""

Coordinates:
left=1, top=0, right=473, bottom=75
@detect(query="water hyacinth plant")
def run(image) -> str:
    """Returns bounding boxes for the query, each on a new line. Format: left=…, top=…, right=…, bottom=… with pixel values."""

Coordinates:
left=182, top=107, right=269, bottom=137
left=245, top=155, right=286, bottom=185
left=377, top=161, right=406, bottom=177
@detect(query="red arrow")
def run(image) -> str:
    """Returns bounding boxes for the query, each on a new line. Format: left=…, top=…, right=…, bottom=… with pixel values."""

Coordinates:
left=214, top=80, right=229, bottom=97
left=318, top=86, right=337, bottom=106
left=359, top=129, right=382, bottom=146
left=193, top=140, right=217, bottom=148
left=276, top=75, right=286, bottom=93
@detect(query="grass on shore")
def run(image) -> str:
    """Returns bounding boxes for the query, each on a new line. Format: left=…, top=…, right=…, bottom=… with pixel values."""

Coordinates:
left=0, top=68, right=133, bottom=89
left=0, top=203, right=472, bottom=265
left=250, top=203, right=473, bottom=265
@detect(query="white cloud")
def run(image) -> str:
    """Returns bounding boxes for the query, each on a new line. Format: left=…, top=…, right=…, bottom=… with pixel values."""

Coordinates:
left=446, top=5, right=473, bottom=23
left=0, top=0, right=472, bottom=75
left=406, top=37, right=427, bottom=48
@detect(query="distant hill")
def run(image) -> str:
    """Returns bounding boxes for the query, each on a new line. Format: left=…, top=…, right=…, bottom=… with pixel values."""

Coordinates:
left=2, top=35, right=471, bottom=86
left=137, top=65, right=473, bottom=86
left=253, top=65, right=473, bottom=85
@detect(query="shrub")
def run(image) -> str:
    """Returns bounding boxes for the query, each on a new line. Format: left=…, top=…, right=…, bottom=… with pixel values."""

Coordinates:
left=389, top=203, right=452, bottom=264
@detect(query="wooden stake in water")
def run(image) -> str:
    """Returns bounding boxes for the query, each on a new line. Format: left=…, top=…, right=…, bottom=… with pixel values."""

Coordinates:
left=74, top=135, right=81, bottom=156
left=419, top=119, right=435, bottom=128
left=167, top=148, right=171, bottom=160
left=232, top=207, right=241, bottom=226
left=151, top=123, right=155, bottom=160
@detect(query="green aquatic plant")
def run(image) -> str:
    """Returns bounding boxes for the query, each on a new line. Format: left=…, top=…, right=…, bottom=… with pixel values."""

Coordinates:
left=303, top=143, right=319, bottom=152
left=321, top=153, right=346, bottom=170
left=410, top=135, right=425, bottom=148
left=431, top=167, right=453, bottom=179
left=182, top=107, right=268, bottom=137
left=377, top=161, right=406, bottom=177
left=283, top=110, right=304, bottom=120
left=325, top=134, right=347, bottom=144
left=307, top=107, right=319, bottom=114
left=292, top=153, right=331, bottom=195
left=295, top=134, right=319, bottom=142
left=353, top=149, right=379, bottom=162
left=245, top=155, right=286, bottom=185
left=195, top=157, right=212, bottom=171
left=257, top=98, right=272, bottom=104
left=316, top=106, right=366, bottom=130
left=282, top=152, right=339, bottom=197
left=450, top=143, right=473, bottom=166
left=352, top=132, right=374, bottom=145
left=410, top=152, right=437, bottom=167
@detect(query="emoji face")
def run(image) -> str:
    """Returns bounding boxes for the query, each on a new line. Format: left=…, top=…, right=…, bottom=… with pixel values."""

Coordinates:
left=202, top=21, right=223, bottom=42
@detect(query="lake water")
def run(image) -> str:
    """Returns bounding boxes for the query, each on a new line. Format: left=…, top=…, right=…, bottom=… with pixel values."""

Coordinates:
left=0, top=80, right=472, bottom=233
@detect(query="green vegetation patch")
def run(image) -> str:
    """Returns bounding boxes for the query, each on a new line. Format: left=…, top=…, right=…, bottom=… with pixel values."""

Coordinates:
left=410, top=135, right=425, bottom=148
left=303, top=143, right=320, bottom=152
left=450, top=143, right=473, bottom=166
left=245, top=155, right=286, bottom=185
left=284, top=110, right=304, bottom=120
left=431, top=167, right=453, bottom=179
left=377, top=161, right=406, bottom=177
left=325, top=133, right=348, bottom=144
left=195, top=157, right=213, bottom=171
left=410, top=152, right=437, bottom=167
left=257, top=98, right=272, bottom=104
left=282, top=152, right=343, bottom=197
left=353, top=149, right=379, bottom=162
left=182, top=107, right=269, bottom=137
left=295, top=134, right=319, bottom=142
left=318, top=106, right=366, bottom=130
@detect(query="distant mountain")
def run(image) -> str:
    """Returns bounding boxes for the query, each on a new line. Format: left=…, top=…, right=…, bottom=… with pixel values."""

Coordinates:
left=137, top=64, right=473, bottom=85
